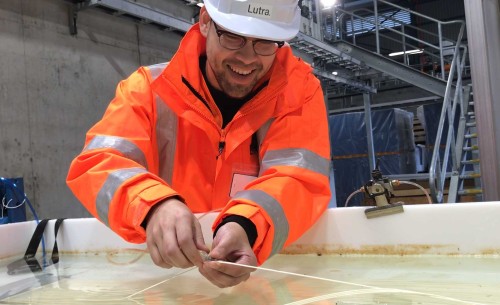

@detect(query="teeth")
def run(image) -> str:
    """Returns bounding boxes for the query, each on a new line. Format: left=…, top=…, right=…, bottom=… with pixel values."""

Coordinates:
left=230, top=65, right=252, bottom=75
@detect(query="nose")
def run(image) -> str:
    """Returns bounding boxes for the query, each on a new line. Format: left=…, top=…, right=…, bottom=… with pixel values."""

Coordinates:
left=233, top=40, right=259, bottom=63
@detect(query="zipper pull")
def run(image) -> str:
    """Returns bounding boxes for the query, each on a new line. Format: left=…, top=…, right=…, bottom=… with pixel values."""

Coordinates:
left=217, top=141, right=226, bottom=159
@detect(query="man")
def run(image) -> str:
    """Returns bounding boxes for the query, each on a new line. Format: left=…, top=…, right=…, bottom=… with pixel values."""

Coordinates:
left=67, top=0, right=331, bottom=288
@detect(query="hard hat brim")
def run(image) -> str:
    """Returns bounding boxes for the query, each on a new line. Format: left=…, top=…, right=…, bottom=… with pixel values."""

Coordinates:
left=204, top=1, right=300, bottom=41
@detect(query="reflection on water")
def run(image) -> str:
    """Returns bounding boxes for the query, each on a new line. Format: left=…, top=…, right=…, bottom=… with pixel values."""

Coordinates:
left=1, top=251, right=499, bottom=305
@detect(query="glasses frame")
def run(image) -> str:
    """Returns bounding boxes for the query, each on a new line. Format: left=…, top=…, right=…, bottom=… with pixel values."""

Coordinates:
left=212, top=22, right=285, bottom=56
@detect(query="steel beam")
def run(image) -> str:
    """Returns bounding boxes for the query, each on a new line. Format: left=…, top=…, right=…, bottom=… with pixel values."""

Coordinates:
left=78, top=0, right=193, bottom=32
left=331, top=41, right=450, bottom=97
left=464, top=0, right=500, bottom=201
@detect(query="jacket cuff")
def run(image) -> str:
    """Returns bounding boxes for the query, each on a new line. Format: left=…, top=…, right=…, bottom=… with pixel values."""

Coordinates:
left=213, top=215, right=257, bottom=247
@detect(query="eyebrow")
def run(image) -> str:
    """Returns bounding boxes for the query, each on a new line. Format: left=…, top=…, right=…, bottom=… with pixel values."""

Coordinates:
left=213, top=22, right=279, bottom=43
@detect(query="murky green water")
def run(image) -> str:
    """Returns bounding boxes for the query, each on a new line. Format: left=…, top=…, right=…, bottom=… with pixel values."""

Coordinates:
left=1, top=251, right=499, bottom=304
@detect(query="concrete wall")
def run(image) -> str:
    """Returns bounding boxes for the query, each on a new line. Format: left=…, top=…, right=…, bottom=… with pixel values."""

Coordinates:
left=0, top=0, right=193, bottom=219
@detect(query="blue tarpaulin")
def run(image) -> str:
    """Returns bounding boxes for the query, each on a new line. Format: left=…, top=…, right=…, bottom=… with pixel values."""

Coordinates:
left=330, top=109, right=416, bottom=207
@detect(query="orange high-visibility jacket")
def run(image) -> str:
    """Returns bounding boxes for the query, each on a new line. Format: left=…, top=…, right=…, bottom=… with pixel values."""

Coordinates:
left=66, top=24, right=331, bottom=264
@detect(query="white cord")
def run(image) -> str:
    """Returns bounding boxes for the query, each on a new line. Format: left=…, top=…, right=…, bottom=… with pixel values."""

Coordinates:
left=397, top=180, right=433, bottom=204
left=217, top=260, right=486, bottom=305
left=344, top=188, right=364, bottom=207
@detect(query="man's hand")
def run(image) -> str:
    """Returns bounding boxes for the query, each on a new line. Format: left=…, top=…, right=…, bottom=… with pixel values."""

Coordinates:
left=145, top=198, right=209, bottom=269
left=199, top=221, right=258, bottom=288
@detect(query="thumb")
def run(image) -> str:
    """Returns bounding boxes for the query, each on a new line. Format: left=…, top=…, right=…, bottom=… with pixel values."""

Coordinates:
left=194, top=219, right=209, bottom=253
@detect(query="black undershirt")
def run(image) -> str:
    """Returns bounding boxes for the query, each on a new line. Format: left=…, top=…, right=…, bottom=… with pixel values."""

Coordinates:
left=200, top=56, right=265, bottom=128
left=199, top=56, right=260, bottom=246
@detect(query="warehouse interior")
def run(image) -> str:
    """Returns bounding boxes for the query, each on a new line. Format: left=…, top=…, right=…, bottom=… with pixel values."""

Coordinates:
left=1, top=0, right=499, bottom=220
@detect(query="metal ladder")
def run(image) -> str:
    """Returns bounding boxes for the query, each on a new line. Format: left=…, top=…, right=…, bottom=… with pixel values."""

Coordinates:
left=447, top=86, right=483, bottom=202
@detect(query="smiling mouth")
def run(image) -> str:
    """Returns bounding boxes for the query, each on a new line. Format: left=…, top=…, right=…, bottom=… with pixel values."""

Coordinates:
left=229, top=65, right=254, bottom=76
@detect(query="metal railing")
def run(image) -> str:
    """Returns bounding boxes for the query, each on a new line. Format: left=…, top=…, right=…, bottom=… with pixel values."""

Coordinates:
left=428, top=40, right=468, bottom=203
left=326, top=0, right=465, bottom=80
left=322, top=0, right=468, bottom=202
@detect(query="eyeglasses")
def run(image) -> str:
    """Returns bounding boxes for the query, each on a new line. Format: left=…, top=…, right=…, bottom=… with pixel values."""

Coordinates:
left=212, top=22, right=285, bottom=56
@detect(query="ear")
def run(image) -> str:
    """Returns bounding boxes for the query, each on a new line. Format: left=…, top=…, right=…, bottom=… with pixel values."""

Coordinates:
left=199, top=7, right=211, bottom=38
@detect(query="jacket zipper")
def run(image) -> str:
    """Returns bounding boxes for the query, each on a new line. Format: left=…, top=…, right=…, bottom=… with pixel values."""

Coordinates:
left=178, top=76, right=285, bottom=159
left=175, top=77, right=229, bottom=159
left=216, top=129, right=226, bottom=159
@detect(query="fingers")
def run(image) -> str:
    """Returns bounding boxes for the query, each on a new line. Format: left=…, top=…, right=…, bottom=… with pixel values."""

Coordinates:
left=147, top=241, right=172, bottom=268
left=199, top=261, right=252, bottom=288
left=175, top=218, right=205, bottom=268
left=194, top=219, right=210, bottom=253
left=145, top=199, right=207, bottom=269
left=198, top=221, right=258, bottom=287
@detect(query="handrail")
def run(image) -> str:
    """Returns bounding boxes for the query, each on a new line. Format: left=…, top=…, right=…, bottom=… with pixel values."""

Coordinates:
left=338, top=7, right=446, bottom=49
left=328, top=1, right=465, bottom=80
left=428, top=36, right=467, bottom=203
left=333, top=9, right=450, bottom=69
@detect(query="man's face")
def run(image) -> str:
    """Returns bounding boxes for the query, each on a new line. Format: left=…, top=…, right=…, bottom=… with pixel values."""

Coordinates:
left=200, top=9, right=276, bottom=99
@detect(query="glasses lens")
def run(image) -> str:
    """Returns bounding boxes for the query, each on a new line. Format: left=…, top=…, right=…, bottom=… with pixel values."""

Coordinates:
left=253, top=41, right=279, bottom=56
left=219, top=32, right=246, bottom=50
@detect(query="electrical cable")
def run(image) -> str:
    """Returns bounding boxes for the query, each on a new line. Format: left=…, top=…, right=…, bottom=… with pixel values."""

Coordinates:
left=397, top=180, right=433, bottom=204
left=344, top=188, right=364, bottom=207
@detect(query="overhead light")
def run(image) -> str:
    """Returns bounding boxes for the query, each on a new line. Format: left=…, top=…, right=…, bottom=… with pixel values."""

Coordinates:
left=320, top=0, right=337, bottom=9
left=389, top=49, right=423, bottom=57
left=197, top=3, right=204, bottom=7
left=332, top=71, right=338, bottom=75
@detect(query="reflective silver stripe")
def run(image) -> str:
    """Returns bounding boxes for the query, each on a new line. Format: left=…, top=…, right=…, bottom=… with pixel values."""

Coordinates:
left=84, top=135, right=148, bottom=169
left=233, top=189, right=289, bottom=257
left=256, top=119, right=274, bottom=147
left=96, top=167, right=147, bottom=226
left=155, top=95, right=177, bottom=184
left=148, top=62, right=168, bottom=81
left=147, top=62, right=177, bottom=184
left=260, top=148, right=330, bottom=177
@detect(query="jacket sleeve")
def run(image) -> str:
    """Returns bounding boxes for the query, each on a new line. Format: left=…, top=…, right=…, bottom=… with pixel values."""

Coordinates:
left=66, top=67, right=178, bottom=243
left=213, top=72, right=331, bottom=264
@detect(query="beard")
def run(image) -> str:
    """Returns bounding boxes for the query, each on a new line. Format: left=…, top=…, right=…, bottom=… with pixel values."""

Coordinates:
left=217, top=76, right=255, bottom=98
left=214, top=60, right=263, bottom=99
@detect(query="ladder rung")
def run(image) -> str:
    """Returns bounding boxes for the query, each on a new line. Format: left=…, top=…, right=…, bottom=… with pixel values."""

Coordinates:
left=462, top=145, right=479, bottom=152
left=464, top=133, right=478, bottom=139
left=460, top=173, right=481, bottom=179
left=466, top=122, right=476, bottom=127
left=461, top=159, right=480, bottom=165
left=458, top=188, right=483, bottom=195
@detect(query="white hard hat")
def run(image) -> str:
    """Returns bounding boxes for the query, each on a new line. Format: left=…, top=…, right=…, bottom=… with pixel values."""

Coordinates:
left=203, top=0, right=301, bottom=41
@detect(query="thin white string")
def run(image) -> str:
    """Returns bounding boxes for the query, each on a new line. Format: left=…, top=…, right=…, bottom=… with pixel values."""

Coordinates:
left=125, top=266, right=197, bottom=300
left=124, top=209, right=484, bottom=304
left=216, top=260, right=376, bottom=289
left=217, top=261, right=487, bottom=305
left=124, top=211, right=219, bottom=300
